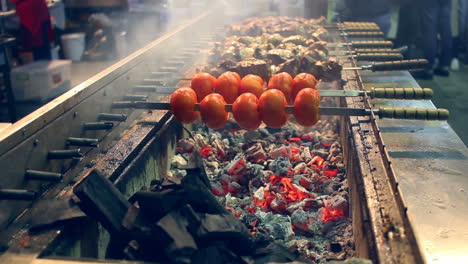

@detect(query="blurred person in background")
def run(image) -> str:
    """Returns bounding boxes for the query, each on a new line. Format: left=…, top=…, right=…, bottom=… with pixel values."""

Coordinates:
left=341, top=0, right=392, bottom=35
left=451, top=0, right=468, bottom=69
left=416, top=0, right=452, bottom=78
left=11, top=0, right=54, bottom=60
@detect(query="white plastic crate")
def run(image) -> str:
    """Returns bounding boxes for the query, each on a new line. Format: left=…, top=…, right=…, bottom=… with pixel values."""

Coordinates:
left=11, top=60, right=71, bottom=102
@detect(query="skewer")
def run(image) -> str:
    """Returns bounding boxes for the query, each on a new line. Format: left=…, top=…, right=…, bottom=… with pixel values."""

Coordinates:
left=340, top=31, right=385, bottom=38
left=126, top=87, right=433, bottom=100
left=174, top=59, right=429, bottom=83
left=328, top=40, right=393, bottom=48
left=343, top=59, right=428, bottom=71
left=111, top=101, right=449, bottom=121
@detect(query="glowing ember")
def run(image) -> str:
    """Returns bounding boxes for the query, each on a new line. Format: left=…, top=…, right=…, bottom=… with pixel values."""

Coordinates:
left=321, top=205, right=345, bottom=223
left=199, top=145, right=213, bottom=157
left=323, top=166, right=339, bottom=179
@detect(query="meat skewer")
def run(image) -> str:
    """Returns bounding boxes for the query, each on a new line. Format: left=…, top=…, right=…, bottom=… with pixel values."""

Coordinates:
left=174, top=59, right=428, bottom=82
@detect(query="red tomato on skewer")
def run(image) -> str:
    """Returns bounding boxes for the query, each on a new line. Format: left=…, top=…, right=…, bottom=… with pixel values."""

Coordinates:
left=191, top=72, right=217, bottom=102
left=239, top=74, right=264, bottom=98
left=292, top=73, right=318, bottom=101
left=199, top=93, right=229, bottom=129
left=170, top=87, right=199, bottom=124
left=258, top=89, right=289, bottom=128
left=216, top=71, right=241, bottom=104
left=293, top=88, right=321, bottom=127
left=232, top=93, right=262, bottom=131
left=267, top=72, right=294, bottom=103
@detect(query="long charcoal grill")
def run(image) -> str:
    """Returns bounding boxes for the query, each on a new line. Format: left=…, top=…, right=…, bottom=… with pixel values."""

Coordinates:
left=0, top=7, right=466, bottom=264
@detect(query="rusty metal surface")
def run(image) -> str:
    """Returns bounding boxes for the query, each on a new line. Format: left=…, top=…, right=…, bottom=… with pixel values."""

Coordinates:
left=360, top=71, right=468, bottom=264
left=339, top=64, right=424, bottom=263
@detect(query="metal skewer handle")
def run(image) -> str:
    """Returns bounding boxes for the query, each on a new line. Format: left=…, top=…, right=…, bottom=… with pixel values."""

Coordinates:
left=345, top=59, right=429, bottom=72
left=354, top=48, right=402, bottom=54
left=355, top=53, right=403, bottom=61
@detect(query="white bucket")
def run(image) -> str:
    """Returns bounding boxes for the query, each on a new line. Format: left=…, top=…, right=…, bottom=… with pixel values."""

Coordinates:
left=61, top=33, right=85, bottom=62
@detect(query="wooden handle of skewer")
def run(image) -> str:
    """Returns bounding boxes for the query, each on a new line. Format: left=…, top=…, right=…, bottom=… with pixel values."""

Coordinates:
left=345, top=31, right=384, bottom=38
left=371, top=88, right=433, bottom=100
left=351, top=40, right=393, bottom=49
left=370, top=59, right=428, bottom=72
left=378, top=107, right=449, bottom=120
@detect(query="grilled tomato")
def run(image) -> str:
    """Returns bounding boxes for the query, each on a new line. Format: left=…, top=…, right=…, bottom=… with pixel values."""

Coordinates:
left=216, top=71, right=241, bottom=104
left=191, top=72, right=217, bottom=102
left=267, top=72, right=294, bottom=103
left=199, top=93, right=228, bottom=129
left=170, top=87, right=199, bottom=124
left=239, top=74, right=264, bottom=98
left=232, top=93, right=261, bottom=131
left=258, top=89, right=289, bottom=128
left=293, top=88, right=320, bottom=127
left=292, top=73, right=318, bottom=101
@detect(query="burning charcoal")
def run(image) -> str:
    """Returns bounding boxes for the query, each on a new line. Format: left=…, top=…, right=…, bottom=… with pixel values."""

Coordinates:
left=193, top=134, right=208, bottom=149
left=323, top=179, right=341, bottom=195
left=291, top=209, right=322, bottom=235
left=269, top=194, right=288, bottom=214
left=293, top=175, right=313, bottom=190
left=245, top=143, right=268, bottom=163
left=225, top=155, right=247, bottom=176
left=286, top=198, right=322, bottom=213
left=211, top=182, right=225, bottom=196
left=156, top=210, right=197, bottom=263
left=293, top=163, right=307, bottom=175
left=301, top=147, right=312, bottom=162
left=327, top=196, right=348, bottom=216
left=255, top=211, right=294, bottom=241
left=247, top=163, right=265, bottom=177
left=311, top=150, right=329, bottom=159
left=197, top=213, right=254, bottom=255
left=269, top=146, right=292, bottom=160
left=268, top=157, right=292, bottom=176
